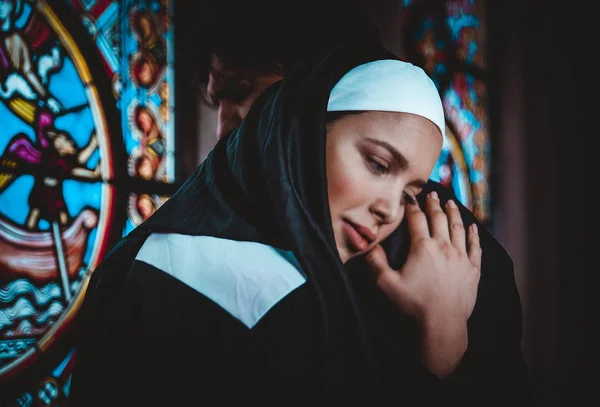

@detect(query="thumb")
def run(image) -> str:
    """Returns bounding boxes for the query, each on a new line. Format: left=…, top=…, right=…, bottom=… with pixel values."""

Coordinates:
left=365, top=244, right=404, bottom=295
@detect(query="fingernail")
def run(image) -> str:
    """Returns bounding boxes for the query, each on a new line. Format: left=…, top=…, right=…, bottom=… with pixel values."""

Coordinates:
left=429, top=191, right=438, bottom=200
left=446, top=200, right=457, bottom=208
left=471, top=224, right=478, bottom=233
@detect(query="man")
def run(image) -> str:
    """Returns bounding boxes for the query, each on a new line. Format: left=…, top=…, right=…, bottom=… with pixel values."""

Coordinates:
left=205, top=52, right=285, bottom=140
left=184, top=0, right=379, bottom=140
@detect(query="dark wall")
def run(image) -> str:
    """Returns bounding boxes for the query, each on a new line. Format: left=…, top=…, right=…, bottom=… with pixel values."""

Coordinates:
left=488, top=1, right=584, bottom=405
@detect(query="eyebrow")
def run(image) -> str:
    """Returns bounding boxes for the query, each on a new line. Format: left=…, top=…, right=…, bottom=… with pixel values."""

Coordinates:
left=364, top=137, right=428, bottom=188
left=206, top=72, right=252, bottom=103
left=209, top=80, right=249, bottom=99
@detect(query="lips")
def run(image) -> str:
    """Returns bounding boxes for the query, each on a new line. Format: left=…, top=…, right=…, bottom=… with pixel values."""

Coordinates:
left=342, top=220, right=376, bottom=253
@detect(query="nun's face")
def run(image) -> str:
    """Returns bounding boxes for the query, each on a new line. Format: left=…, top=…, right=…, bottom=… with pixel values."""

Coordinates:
left=326, top=111, right=442, bottom=264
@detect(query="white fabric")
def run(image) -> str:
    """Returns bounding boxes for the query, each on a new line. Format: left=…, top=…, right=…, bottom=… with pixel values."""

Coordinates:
left=327, top=59, right=445, bottom=138
left=136, top=234, right=306, bottom=328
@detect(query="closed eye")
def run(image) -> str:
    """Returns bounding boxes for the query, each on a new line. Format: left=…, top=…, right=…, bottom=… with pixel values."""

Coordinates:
left=364, top=155, right=389, bottom=175
left=205, top=81, right=252, bottom=107
left=402, top=192, right=417, bottom=206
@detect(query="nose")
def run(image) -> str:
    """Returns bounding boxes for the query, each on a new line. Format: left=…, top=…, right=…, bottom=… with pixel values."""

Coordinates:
left=369, top=187, right=403, bottom=225
left=216, top=100, right=242, bottom=140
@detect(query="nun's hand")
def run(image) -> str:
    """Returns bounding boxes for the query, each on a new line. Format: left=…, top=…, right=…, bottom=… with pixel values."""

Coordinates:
left=365, top=191, right=481, bottom=377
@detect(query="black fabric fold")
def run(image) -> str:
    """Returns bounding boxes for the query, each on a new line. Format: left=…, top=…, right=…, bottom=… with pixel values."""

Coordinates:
left=75, top=40, right=530, bottom=405
left=96, top=41, right=397, bottom=401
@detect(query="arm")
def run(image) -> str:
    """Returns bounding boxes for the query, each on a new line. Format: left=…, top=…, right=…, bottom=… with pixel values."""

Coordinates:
left=77, top=133, right=98, bottom=165
left=369, top=180, right=530, bottom=405
left=366, top=190, right=481, bottom=378
left=71, top=165, right=100, bottom=179
left=429, top=181, right=531, bottom=406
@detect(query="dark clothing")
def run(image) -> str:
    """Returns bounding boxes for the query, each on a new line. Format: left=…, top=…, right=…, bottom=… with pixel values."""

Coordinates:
left=69, top=43, right=530, bottom=406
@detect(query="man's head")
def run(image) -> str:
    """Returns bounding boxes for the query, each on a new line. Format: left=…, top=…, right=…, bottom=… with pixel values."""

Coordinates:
left=206, top=54, right=284, bottom=140
left=184, top=0, right=379, bottom=140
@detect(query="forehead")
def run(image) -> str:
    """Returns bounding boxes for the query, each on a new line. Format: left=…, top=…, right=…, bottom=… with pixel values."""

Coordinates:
left=330, top=111, right=442, bottom=157
left=210, top=55, right=250, bottom=81
left=333, top=111, right=440, bottom=136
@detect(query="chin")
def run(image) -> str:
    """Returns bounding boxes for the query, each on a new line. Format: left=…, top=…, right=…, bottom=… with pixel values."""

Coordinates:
left=336, top=245, right=350, bottom=264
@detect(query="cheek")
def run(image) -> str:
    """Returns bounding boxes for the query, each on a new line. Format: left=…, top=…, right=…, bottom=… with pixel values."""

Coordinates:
left=326, top=149, right=371, bottom=214
left=243, top=81, right=275, bottom=114
left=376, top=211, right=405, bottom=243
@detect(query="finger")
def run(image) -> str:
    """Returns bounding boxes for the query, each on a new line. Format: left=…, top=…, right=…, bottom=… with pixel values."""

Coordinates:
left=364, top=245, right=405, bottom=297
left=425, top=191, right=450, bottom=242
left=467, top=223, right=482, bottom=269
left=445, top=199, right=466, bottom=253
left=364, top=244, right=390, bottom=279
left=405, top=199, right=430, bottom=241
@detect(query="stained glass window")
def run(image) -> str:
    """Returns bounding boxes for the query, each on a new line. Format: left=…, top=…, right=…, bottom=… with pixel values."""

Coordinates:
left=401, top=0, right=491, bottom=223
left=67, top=0, right=176, bottom=235
left=0, top=1, right=176, bottom=404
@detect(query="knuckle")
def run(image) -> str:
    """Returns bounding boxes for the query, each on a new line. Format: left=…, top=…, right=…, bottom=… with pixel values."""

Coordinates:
left=413, top=238, right=431, bottom=251
left=469, top=241, right=482, bottom=250
left=456, top=251, right=469, bottom=262
left=426, top=199, right=442, bottom=210
left=415, top=212, right=428, bottom=222
left=440, top=241, right=454, bottom=255
left=447, top=203, right=459, bottom=212
left=418, top=239, right=439, bottom=255
left=445, top=208, right=459, bottom=219
left=430, top=211, right=447, bottom=223
left=425, top=207, right=441, bottom=218
left=451, top=222, right=465, bottom=232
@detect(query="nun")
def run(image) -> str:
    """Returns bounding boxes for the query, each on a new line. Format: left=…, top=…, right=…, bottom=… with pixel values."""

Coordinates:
left=69, top=43, right=530, bottom=406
